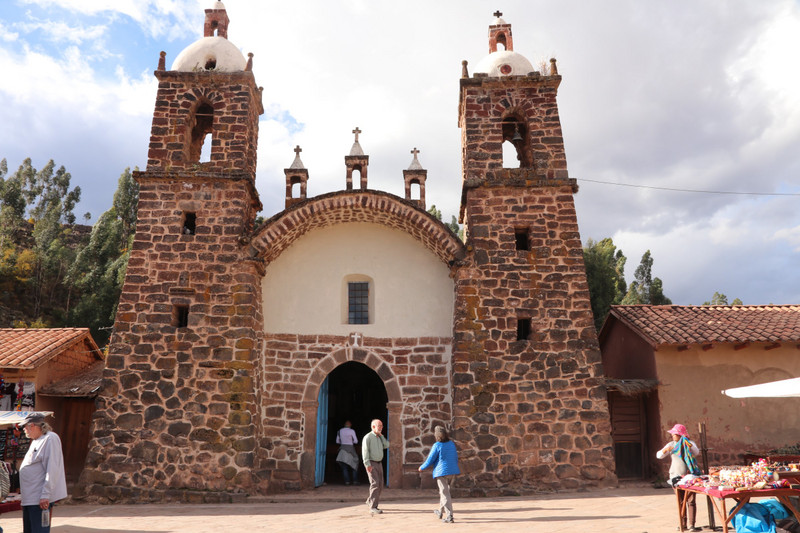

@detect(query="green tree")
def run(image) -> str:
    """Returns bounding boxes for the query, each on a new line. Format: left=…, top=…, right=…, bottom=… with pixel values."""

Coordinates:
left=67, top=168, right=139, bottom=345
left=427, top=204, right=463, bottom=240
left=702, top=292, right=743, bottom=306
left=0, top=158, right=27, bottom=253
left=620, top=250, right=672, bottom=305
left=22, top=160, right=83, bottom=318
left=583, top=238, right=627, bottom=330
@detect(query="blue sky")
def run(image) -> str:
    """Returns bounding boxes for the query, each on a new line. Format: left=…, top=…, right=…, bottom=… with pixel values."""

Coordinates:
left=2, top=0, right=800, bottom=306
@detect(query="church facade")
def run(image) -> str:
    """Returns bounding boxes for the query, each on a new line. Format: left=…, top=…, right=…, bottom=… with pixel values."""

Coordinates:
left=77, top=3, right=617, bottom=502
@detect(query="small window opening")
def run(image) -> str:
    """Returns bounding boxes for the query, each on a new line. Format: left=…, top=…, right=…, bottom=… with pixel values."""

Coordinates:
left=188, top=102, right=214, bottom=162
left=291, top=178, right=301, bottom=198
left=183, top=212, right=197, bottom=235
left=496, top=34, right=507, bottom=51
left=517, top=317, right=531, bottom=341
left=205, top=57, right=217, bottom=70
left=348, top=281, right=369, bottom=324
left=174, top=305, right=189, bottom=328
left=210, top=21, right=219, bottom=36
left=515, top=228, right=530, bottom=251
left=409, top=180, right=421, bottom=200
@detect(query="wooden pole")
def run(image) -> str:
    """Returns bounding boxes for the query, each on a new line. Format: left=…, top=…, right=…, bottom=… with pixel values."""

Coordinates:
left=699, top=422, right=717, bottom=530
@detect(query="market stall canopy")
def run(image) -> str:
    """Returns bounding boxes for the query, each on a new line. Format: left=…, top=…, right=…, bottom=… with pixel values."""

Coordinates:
left=722, top=377, right=800, bottom=398
left=0, top=411, right=54, bottom=426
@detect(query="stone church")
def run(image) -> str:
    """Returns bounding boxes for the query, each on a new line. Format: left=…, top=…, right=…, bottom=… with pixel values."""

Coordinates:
left=77, top=2, right=617, bottom=502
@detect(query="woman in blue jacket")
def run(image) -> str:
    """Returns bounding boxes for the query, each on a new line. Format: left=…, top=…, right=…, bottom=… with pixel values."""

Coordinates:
left=419, top=426, right=461, bottom=523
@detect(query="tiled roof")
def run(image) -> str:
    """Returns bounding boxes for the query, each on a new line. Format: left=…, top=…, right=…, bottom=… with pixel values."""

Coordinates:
left=608, top=305, right=800, bottom=347
left=0, top=328, right=101, bottom=369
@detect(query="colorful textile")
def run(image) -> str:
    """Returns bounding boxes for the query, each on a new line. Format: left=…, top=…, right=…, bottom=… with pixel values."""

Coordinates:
left=672, top=436, right=702, bottom=476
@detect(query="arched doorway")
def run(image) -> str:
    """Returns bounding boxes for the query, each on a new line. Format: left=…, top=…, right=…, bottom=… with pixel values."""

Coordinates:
left=317, top=361, right=388, bottom=486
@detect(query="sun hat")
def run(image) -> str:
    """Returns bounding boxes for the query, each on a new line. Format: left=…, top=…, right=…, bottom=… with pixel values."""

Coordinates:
left=667, top=423, right=688, bottom=437
left=20, top=413, right=46, bottom=428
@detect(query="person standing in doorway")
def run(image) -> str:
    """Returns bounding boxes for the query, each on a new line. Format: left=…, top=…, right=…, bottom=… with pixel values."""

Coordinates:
left=19, top=413, right=67, bottom=533
left=335, top=420, right=360, bottom=485
left=419, top=426, right=460, bottom=524
left=362, top=418, right=389, bottom=515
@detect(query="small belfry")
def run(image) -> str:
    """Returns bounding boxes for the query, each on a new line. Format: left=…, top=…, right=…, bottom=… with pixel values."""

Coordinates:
left=403, top=147, right=427, bottom=209
left=285, top=145, right=309, bottom=208
left=345, top=127, right=369, bottom=190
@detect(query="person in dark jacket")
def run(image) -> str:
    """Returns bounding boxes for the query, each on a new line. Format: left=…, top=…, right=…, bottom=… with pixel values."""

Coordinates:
left=419, top=426, right=460, bottom=523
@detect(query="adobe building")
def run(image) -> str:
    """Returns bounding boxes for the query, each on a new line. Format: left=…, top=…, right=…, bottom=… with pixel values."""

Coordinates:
left=77, top=4, right=617, bottom=502
left=600, top=304, right=800, bottom=480
left=0, top=327, right=104, bottom=482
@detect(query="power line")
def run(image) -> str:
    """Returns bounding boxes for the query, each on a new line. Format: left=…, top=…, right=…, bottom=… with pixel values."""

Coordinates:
left=577, top=177, right=800, bottom=196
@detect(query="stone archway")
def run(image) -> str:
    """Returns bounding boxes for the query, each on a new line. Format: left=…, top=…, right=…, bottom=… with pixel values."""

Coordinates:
left=299, top=347, right=403, bottom=489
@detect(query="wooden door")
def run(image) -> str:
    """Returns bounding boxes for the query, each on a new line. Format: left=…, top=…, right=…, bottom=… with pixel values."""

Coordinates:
left=608, top=391, right=646, bottom=479
left=58, top=398, right=95, bottom=483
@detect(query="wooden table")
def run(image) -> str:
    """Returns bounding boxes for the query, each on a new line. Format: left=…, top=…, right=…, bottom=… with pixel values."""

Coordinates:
left=676, top=486, right=800, bottom=533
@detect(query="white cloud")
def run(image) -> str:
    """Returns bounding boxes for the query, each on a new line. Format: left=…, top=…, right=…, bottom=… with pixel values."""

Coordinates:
left=2, top=0, right=800, bottom=306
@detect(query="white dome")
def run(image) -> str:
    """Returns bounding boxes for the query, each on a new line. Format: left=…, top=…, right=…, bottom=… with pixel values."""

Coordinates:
left=473, top=50, right=534, bottom=77
left=172, top=36, right=246, bottom=72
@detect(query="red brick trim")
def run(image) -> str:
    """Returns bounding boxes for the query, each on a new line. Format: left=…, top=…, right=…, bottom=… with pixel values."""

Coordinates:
left=250, top=190, right=465, bottom=265
left=301, top=348, right=402, bottom=403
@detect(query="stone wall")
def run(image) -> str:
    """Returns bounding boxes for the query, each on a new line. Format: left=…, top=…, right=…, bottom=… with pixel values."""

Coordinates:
left=453, top=69, right=617, bottom=494
left=255, top=333, right=452, bottom=491
left=76, top=175, right=264, bottom=503
left=453, top=172, right=616, bottom=494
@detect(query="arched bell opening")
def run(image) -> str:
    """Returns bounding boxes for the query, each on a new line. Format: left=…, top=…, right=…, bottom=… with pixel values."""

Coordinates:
left=501, top=116, right=530, bottom=168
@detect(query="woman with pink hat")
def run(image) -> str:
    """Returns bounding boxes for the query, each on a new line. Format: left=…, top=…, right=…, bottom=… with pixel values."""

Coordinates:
left=657, top=423, right=702, bottom=531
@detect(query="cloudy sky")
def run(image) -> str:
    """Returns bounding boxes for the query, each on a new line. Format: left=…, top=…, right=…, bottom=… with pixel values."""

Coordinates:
left=2, top=0, right=799, bottom=306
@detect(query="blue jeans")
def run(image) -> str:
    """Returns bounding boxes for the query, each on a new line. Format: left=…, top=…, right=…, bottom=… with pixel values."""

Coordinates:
left=338, top=461, right=356, bottom=484
left=22, top=503, right=52, bottom=533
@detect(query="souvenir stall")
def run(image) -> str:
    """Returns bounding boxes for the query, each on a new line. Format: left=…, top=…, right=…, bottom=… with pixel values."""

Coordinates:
left=675, top=460, right=800, bottom=533
left=672, top=380, right=800, bottom=532
left=0, top=410, right=53, bottom=514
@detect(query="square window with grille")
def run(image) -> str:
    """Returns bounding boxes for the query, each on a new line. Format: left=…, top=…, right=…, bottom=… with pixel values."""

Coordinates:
left=348, top=282, right=369, bottom=324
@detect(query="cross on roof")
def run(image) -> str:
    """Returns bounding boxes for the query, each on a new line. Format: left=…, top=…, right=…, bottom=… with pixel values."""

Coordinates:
left=493, top=10, right=503, bottom=18
left=294, top=145, right=302, bottom=155
left=352, top=127, right=361, bottom=143
left=410, top=147, right=419, bottom=157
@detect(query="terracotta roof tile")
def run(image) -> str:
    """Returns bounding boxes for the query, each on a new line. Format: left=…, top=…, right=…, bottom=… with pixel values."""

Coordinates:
left=608, top=305, right=800, bottom=347
left=0, top=328, right=101, bottom=369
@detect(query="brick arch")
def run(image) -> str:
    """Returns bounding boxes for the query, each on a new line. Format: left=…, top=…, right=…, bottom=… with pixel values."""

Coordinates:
left=299, top=347, right=403, bottom=489
left=250, top=190, right=466, bottom=266
left=302, top=348, right=402, bottom=403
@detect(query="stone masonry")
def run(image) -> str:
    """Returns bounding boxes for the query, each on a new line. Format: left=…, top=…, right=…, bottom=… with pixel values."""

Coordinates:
left=77, top=9, right=617, bottom=500
left=450, top=30, right=617, bottom=493
left=76, top=19, right=266, bottom=500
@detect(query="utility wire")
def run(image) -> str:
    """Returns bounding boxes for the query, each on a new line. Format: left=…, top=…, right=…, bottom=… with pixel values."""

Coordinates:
left=577, top=177, right=800, bottom=196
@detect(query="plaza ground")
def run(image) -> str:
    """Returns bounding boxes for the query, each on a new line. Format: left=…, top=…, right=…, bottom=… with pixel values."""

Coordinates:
left=0, top=484, right=721, bottom=533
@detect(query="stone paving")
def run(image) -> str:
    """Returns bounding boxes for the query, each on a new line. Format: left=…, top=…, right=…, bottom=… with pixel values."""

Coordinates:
left=0, top=485, right=722, bottom=533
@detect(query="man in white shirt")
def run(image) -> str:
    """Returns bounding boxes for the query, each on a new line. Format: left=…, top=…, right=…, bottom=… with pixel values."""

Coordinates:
left=19, top=413, right=67, bottom=533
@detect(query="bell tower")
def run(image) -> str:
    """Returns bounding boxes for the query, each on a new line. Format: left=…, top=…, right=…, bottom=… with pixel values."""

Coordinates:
left=452, top=13, right=617, bottom=493
left=79, top=2, right=268, bottom=502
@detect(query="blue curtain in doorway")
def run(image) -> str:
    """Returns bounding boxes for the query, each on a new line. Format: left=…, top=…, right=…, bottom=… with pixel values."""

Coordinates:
left=314, top=377, right=329, bottom=487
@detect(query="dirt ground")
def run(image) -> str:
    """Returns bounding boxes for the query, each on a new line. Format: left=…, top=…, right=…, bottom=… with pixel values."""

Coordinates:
left=0, top=484, right=725, bottom=533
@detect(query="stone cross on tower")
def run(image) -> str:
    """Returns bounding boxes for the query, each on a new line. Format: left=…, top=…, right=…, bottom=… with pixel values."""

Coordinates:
left=410, top=147, right=419, bottom=158
left=352, top=127, right=361, bottom=143
left=294, top=145, right=302, bottom=156
left=493, top=10, right=503, bottom=17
